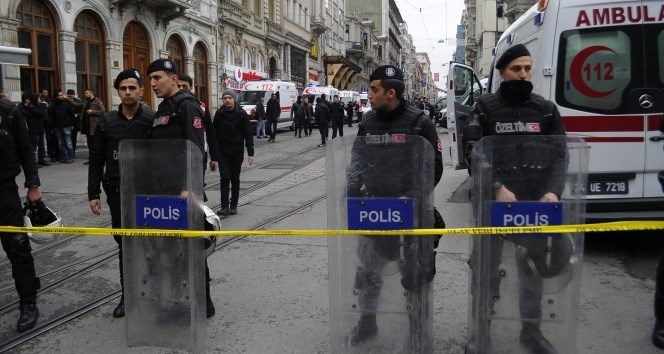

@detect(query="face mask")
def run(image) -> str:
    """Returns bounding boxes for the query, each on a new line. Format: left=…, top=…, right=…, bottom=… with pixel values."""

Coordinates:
left=499, top=80, right=533, bottom=104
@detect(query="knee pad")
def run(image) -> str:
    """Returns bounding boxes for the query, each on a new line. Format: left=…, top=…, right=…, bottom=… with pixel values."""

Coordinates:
left=354, top=270, right=382, bottom=291
left=7, top=234, right=33, bottom=260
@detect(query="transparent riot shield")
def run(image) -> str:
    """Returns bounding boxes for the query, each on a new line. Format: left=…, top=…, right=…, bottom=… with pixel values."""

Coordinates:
left=119, top=139, right=205, bottom=352
left=327, top=135, right=435, bottom=353
left=467, top=135, right=588, bottom=354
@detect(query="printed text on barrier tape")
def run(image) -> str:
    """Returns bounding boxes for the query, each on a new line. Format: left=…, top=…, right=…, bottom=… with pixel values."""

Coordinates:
left=1, top=221, right=664, bottom=238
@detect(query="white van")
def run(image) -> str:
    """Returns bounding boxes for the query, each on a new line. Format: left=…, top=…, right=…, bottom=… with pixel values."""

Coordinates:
left=237, top=80, right=299, bottom=131
left=447, top=0, right=664, bottom=221
left=339, top=90, right=360, bottom=105
left=302, top=85, right=340, bottom=109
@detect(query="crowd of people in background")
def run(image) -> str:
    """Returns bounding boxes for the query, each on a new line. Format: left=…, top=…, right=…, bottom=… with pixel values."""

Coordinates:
left=3, top=88, right=106, bottom=167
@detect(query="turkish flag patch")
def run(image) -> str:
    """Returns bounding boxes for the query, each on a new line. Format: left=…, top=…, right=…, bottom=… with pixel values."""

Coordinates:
left=527, top=123, right=541, bottom=132
left=193, top=117, right=203, bottom=129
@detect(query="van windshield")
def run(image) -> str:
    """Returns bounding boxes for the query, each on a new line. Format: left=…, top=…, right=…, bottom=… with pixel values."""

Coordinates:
left=238, top=90, right=271, bottom=105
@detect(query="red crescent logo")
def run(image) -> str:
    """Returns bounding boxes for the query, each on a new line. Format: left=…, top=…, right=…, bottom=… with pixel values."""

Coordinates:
left=569, top=45, right=617, bottom=98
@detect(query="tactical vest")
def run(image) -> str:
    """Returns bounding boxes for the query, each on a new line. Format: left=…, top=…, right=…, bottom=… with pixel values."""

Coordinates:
left=358, top=105, right=427, bottom=137
left=148, top=92, right=197, bottom=138
left=477, top=92, right=556, bottom=136
left=97, top=108, right=154, bottom=180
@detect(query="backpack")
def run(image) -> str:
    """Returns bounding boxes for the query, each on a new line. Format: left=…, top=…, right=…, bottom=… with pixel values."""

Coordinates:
left=292, top=102, right=305, bottom=117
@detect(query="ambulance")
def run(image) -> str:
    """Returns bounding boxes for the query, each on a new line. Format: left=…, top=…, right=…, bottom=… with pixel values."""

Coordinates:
left=302, top=85, right=340, bottom=108
left=237, top=80, right=299, bottom=130
left=447, top=0, right=664, bottom=220
left=339, top=90, right=360, bottom=105
left=339, top=90, right=360, bottom=122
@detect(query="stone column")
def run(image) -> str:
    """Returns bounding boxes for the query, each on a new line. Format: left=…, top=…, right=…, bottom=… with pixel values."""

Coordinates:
left=58, top=30, right=78, bottom=92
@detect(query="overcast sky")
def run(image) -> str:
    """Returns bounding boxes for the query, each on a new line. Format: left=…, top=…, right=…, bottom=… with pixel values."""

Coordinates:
left=394, top=0, right=467, bottom=90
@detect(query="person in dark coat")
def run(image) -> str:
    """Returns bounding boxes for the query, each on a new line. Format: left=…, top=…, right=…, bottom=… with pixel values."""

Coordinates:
left=213, top=89, right=255, bottom=216
left=19, top=93, right=49, bottom=166
left=291, top=96, right=306, bottom=138
left=146, top=58, right=216, bottom=318
left=51, top=90, right=76, bottom=163
left=0, top=93, right=43, bottom=332
left=88, top=68, right=155, bottom=319
left=329, top=94, right=345, bottom=138
left=314, top=97, right=330, bottom=147
left=303, top=96, right=314, bottom=137
left=265, top=93, right=281, bottom=142
left=254, top=97, right=267, bottom=138
left=345, top=101, right=354, bottom=127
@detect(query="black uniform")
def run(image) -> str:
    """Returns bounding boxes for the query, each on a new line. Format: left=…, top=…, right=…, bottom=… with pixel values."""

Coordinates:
left=329, top=101, right=345, bottom=138
left=19, top=101, right=47, bottom=164
left=462, top=85, right=566, bottom=353
left=0, top=99, right=41, bottom=326
left=265, top=98, right=281, bottom=141
left=348, top=98, right=444, bottom=345
left=213, top=104, right=254, bottom=210
left=88, top=104, right=154, bottom=297
left=147, top=88, right=214, bottom=317
left=314, top=101, right=330, bottom=146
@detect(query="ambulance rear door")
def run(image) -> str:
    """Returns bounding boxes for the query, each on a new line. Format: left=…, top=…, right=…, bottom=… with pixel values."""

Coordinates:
left=447, top=62, right=483, bottom=170
left=554, top=0, right=664, bottom=218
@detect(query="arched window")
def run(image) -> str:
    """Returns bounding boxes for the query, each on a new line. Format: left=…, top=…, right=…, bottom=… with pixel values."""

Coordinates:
left=75, top=11, right=106, bottom=106
left=167, top=35, right=186, bottom=75
left=193, top=42, right=208, bottom=103
left=16, top=0, right=58, bottom=94
left=242, top=48, right=252, bottom=69
left=255, top=53, right=264, bottom=73
left=225, top=44, right=234, bottom=65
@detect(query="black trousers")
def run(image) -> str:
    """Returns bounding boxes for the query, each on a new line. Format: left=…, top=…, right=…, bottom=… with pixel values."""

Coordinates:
left=655, top=253, right=664, bottom=320
left=318, top=123, right=329, bottom=145
left=332, top=118, right=344, bottom=138
left=46, top=129, right=58, bottom=159
left=268, top=119, right=278, bottom=140
left=0, top=182, right=40, bottom=298
left=219, top=153, right=244, bottom=209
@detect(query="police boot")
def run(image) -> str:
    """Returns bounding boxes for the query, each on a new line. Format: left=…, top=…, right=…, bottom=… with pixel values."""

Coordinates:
left=206, top=266, right=215, bottom=318
left=113, top=297, right=125, bottom=318
left=113, top=252, right=125, bottom=318
left=520, top=323, right=556, bottom=354
left=17, top=296, right=39, bottom=332
left=347, top=314, right=378, bottom=346
left=653, top=320, right=664, bottom=349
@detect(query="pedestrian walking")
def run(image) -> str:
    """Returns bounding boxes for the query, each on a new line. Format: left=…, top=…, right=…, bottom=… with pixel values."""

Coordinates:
left=213, top=89, right=255, bottom=216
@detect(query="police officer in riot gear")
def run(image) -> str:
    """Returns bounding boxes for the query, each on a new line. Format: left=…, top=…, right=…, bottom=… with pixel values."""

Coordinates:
left=347, top=65, right=443, bottom=345
left=462, top=44, right=566, bottom=354
left=146, top=59, right=216, bottom=318
left=88, top=69, right=155, bottom=318
left=0, top=93, right=43, bottom=332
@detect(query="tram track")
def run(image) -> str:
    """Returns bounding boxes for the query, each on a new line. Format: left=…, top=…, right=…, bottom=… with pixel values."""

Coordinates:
left=0, top=192, right=327, bottom=352
left=0, top=143, right=328, bottom=352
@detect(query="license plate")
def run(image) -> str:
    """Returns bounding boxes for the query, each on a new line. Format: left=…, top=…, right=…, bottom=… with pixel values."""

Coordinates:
left=587, top=181, right=628, bottom=195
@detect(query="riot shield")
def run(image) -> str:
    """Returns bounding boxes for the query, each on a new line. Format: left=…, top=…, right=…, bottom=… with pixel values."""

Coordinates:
left=119, top=139, right=206, bottom=352
left=327, top=135, right=435, bottom=353
left=467, top=135, right=588, bottom=354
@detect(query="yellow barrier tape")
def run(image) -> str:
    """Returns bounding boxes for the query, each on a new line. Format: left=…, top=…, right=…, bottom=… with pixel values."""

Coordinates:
left=1, top=221, right=664, bottom=238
